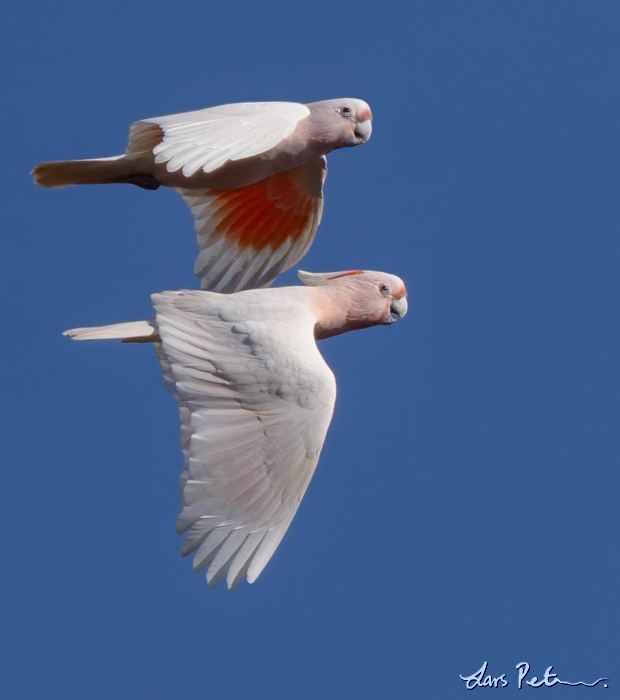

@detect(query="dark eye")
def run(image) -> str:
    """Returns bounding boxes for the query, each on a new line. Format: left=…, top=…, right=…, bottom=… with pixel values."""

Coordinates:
left=379, top=283, right=391, bottom=296
left=341, top=106, right=352, bottom=117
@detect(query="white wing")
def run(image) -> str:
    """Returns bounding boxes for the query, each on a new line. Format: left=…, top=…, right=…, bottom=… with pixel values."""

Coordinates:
left=153, top=289, right=336, bottom=589
left=128, top=102, right=310, bottom=178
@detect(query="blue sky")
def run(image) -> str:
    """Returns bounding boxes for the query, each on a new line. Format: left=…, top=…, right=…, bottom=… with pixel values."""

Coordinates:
left=2, top=1, right=618, bottom=697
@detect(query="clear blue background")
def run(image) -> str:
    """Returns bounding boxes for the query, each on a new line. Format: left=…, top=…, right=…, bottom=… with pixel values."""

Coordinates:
left=2, top=1, right=618, bottom=697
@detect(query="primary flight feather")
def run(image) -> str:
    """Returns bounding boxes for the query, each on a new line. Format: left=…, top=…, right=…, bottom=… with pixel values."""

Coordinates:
left=64, top=269, right=407, bottom=589
left=33, top=99, right=372, bottom=292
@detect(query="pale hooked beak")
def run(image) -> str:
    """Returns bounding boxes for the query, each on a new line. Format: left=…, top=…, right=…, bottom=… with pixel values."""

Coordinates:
left=354, top=119, right=372, bottom=143
left=390, top=296, right=408, bottom=321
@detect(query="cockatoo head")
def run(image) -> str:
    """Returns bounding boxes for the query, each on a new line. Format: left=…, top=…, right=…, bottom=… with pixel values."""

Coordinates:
left=299, top=269, right=407, bottom=338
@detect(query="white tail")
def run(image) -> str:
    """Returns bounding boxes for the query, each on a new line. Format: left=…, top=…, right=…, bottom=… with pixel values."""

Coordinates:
left=63, top=319, right=158, bottom=342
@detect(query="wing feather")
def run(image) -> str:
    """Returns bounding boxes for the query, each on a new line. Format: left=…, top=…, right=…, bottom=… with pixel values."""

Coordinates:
left=226, top=530, right=269, bottom=590
left=152, top=289, right=336, bottom=588
left=177, top=157, right=326, bottom=292
left=130, top=102, right=310, bottom=177
left=246, top=511, right=297, bottom=584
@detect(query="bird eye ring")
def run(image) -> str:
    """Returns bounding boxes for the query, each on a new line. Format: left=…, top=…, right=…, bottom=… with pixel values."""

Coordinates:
left=341, top=106, right=352, bottom=116
left=379, top=283, right=391, bottom=296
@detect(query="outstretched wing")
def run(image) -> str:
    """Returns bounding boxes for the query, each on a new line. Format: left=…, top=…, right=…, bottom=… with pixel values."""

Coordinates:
left=153, top=289, right=336, bottom=589
left=127, top=101, right=310, bottom=177
left=177, top=157, right=326, bottom=292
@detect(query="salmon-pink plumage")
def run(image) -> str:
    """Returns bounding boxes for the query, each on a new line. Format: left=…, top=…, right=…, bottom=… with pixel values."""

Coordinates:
left=206, top=168, right=315, bottom=250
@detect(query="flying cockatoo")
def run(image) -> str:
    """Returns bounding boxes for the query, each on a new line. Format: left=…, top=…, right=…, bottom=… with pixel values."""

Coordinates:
left=32, top=99, right=372, bottom=292
left=64, top=269, right=407, bottom=589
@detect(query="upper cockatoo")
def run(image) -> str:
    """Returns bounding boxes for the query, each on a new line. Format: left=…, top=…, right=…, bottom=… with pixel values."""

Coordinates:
left=64, top=269, right=407, bottom=589
left=32, top=99, right=372, bottom=292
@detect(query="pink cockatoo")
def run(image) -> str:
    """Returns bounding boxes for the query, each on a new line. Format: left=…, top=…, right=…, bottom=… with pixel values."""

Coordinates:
left=32, top=99, right=372, bottom=292
left=64, top=269, right=407, bottom=589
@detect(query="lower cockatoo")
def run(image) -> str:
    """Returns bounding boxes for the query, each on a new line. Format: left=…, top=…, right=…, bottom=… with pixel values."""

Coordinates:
left=32, top=99, right=372, bottom=292
left=64, top=270, right=407, bottom=589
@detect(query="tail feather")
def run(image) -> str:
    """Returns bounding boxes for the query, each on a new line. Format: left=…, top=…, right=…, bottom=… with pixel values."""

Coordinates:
left=63, top=319, right=159, bottom=342
left=31, top=155, right=144, bottom=188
